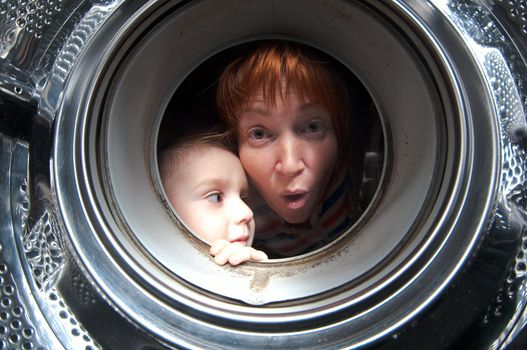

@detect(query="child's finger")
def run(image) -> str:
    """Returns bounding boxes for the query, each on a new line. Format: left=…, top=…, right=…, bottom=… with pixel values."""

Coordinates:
left=213, top=242, right=244, bottom=265
left=212, top=244, right=268, bottom=266
left=228, top=248, right=268, bottom=265
left=228, top=248, right=252, bottom=266
left=210, top=239, right=230, bottom=256
left=250, top=249, right=268, bottom=261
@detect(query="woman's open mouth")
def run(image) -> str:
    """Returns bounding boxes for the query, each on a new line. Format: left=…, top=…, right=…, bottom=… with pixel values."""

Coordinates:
left=281, top=192, right=308, bottom=210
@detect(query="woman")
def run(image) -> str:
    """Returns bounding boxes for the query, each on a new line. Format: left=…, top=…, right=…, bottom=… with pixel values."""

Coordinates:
left=216, top=41, right=360, bottom=258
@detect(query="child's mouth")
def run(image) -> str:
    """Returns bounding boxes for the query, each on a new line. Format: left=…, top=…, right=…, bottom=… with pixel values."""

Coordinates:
left=232, top=239, right=248, bottom=246
left=230, top=233, right=250, bottom=246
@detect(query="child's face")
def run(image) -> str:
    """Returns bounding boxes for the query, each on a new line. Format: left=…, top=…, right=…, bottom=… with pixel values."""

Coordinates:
left=237, top=90, right=338, bottom=224
left=166, top=145, right=255, bottom=246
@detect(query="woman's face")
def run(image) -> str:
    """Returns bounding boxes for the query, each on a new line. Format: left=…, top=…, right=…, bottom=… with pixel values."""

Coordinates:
left=237, top=90, right=338, bottom=224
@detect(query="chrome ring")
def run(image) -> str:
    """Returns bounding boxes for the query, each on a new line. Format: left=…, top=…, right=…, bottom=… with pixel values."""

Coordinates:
left=0, top=0, right=525, bottom=348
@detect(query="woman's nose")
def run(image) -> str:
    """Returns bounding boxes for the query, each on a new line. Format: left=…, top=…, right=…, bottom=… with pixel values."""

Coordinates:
left=275, top=135, right=305, bottom=176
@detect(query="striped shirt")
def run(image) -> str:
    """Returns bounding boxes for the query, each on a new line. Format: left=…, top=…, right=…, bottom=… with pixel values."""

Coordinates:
left=251, top=172, right=355, bottom=258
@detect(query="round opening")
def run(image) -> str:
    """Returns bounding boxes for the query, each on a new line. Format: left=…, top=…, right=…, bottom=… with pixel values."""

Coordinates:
left=156, top=40, right=384, bottom=260
left=52, top=0, right=499, bottom=347
left=99, top=0, right=449, bottom=306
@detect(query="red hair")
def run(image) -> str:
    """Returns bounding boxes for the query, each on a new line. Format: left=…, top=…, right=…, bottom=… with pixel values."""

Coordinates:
left=216, top=41, right=352, bottom=169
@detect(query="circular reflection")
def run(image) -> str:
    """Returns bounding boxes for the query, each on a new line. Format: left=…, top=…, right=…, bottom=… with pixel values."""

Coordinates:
left=49, top=0, right=506, bottom=346
left=96, top=0, right=452, bottom=307
left=158, top=40, right=384, bottom=260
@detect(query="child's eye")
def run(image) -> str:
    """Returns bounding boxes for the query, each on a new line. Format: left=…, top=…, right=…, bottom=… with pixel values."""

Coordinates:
left=248, top=128, right=271, bottom=140
left=206, top=192, right=223, bottom=203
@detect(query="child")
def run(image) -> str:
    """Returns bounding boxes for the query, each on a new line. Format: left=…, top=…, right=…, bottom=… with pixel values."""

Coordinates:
left=158, top=133, right=268, bottom=266
left=216, top=41, right=360, bottom=258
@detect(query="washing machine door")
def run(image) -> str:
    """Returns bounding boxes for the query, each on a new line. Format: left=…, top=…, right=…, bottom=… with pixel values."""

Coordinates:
left=1, top=1, right=526, bottom=349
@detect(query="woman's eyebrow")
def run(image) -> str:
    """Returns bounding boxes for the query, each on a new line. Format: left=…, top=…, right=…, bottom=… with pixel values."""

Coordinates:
left=299, top=101, right=321, bottom=111
left=242, top=106, right=269, bottom=116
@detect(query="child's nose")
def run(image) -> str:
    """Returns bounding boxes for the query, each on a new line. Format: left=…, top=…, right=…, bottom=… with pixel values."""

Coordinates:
left=234, top=199, right=253, bottom=225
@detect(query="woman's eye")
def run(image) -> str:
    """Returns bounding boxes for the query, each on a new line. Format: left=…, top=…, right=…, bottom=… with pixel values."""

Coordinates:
left=248, top=128, right=270, bottom=140
left=206, top=192, right=223, bottom=203
left=305, top=120, right=324, bottom=133
left=240, top=191, right=250, bottom=203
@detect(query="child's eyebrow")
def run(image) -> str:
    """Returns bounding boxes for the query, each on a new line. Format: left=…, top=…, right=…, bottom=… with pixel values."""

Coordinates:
left=191, top=178, right=225, bottom=192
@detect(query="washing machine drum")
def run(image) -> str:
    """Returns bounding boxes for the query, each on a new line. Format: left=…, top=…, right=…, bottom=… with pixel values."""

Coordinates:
left=1, top=1, right=526, bottom=349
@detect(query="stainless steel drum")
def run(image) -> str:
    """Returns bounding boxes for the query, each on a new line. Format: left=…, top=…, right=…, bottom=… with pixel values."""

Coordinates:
left=1, top=0, right=527, bottom=349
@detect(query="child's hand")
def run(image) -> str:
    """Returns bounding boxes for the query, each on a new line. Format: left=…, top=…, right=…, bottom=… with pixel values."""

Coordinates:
left=210, top=240, right=268, bottom=266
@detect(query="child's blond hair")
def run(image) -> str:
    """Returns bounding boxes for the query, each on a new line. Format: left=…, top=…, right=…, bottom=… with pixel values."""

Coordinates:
left=159, top=131, right=232, bottom=188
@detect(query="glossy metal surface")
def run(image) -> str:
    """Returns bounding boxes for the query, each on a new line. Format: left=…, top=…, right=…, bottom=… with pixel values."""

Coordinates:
left=0, top=0, right=526, bottom=349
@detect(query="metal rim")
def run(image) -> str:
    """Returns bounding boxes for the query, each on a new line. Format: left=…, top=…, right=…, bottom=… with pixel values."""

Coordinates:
left=52, top=0, right=499, bottom=348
